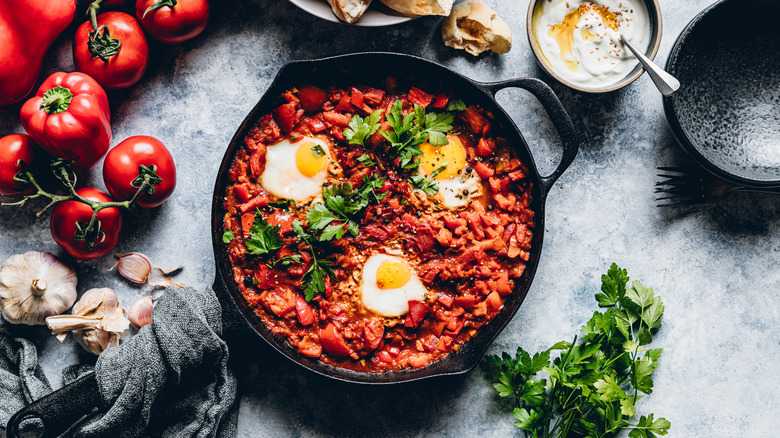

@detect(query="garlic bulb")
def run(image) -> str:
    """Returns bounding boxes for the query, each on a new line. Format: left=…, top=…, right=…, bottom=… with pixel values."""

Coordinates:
left=46, top=288, right=130, bottom=355
left=113, top=253, right=185, bottom=289
left=0, top=251, right=78, bottom=325
left=128, top=296, right=155, bottom=328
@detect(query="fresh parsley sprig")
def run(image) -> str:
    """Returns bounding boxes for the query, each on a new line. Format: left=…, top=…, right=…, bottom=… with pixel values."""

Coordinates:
left=380, top=100, right=455, bottom=170
left=292, top=220, right=335, bottom=301
left=344, top=110, right=383, bottom=146
left=485, top=263, right=670, bottom=438
left=245, top=211, right=284, bottom=256
left=306, top=176, right=388, bottom=242
left=410, top=162, right=448, bottom=196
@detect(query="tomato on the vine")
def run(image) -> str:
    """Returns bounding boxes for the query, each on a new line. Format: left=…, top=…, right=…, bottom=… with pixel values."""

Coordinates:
left=51, top=187, right=123, bottom=259
left=103, top=135, right=177, bottom=208
left=74, top=11, right=149, bottom=89
left=136, top=0, right=209, bottom=44
left=0, top=134, right=37, bottom=196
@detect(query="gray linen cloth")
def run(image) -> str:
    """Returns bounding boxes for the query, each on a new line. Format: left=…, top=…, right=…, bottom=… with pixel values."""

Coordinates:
left=0, top=286, right=238, bottom=437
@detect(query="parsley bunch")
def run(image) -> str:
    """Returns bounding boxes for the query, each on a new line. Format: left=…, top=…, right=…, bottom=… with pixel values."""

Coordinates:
left=344, top=110, right=383, bottom=146
left=381, top=100, right=455, bottom=170
left=306, top=175, right=387, bottom=242
left=291, top=220, right=335, bottom=301
left=486, top=264, right=670, bottom=438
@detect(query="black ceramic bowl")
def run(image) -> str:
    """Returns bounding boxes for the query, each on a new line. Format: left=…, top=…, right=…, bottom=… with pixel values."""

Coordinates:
left=664, top=0, right=780, bottom=187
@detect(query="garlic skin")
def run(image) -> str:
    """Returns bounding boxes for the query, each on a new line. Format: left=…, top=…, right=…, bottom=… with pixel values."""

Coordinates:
left=0, top=251, right=78, bottom=325
left=128, top=296, right=155, bottom=328
left=114, top=252, right=185, bottom=289
left=46, top=288, right=130, bottom=355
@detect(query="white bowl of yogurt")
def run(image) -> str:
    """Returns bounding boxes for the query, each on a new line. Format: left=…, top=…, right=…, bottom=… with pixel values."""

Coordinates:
left=527, top=0, right=662, bottom=93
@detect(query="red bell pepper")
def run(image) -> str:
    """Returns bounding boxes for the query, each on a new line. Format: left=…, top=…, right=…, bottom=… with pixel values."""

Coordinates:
left=0, top=0, right=76, bottom=106
left=20, top=72, right=112, bottom=169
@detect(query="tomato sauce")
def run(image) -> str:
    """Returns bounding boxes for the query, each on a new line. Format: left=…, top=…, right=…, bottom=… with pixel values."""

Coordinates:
left=222, top=81, right=534, bottom=372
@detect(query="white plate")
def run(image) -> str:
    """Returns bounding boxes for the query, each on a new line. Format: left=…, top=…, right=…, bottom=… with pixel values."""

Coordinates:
left=289, top=0, right=415, bottom=26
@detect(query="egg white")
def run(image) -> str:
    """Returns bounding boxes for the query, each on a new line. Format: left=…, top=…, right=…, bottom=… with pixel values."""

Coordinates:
left=261, top=137, right=330, bottom=202
left=431, top=170, right=483, bottom=209
left=361, top=253, right=428, bottom=317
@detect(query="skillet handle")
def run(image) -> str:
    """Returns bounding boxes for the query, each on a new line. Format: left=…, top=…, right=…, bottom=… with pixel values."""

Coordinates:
left=480, top=78, right=580, bottom=197
left=6, top=372, right=101, bottom=438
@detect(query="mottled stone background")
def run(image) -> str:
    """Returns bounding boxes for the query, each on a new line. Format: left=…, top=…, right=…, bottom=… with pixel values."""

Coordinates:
left=1, top=0, right=778, bottom=436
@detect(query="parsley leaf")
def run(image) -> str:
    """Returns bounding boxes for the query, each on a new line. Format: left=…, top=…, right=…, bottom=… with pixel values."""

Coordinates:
left=356, top=153, right=376, bottom=167
left=445, top=99, right=466, bottom=112
left=310, top=144, right=326, bottom=157
left=485, top=263, right=670, bottom=437
left=245, top=212, right=284, bottom=256
left=268, top=199, right=294, bottom=210
left=222, top=229, right=235, bottom=244
left=344, top=109, right=383, bottom=146
left=410, top=162, right=447, bottom=196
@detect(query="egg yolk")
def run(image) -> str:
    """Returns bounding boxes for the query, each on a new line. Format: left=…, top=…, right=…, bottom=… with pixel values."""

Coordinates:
left=375, top=259, right=411, bottom=290
left=295, top=142, right=328, bottom=177
left=419, top=134, right=467, bottom=180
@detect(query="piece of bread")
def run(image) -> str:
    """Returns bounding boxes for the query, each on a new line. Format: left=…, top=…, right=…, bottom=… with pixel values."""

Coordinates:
left=379, top=0, right=453, bottom=16
left=327, top=0, right=373, bottom=23
left=441, top=0, right=511, bottom=56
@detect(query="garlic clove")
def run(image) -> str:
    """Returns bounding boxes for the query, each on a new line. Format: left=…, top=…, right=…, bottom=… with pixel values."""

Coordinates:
left=114, top=253, right=185, bottom=289
left=114, top=253, right=152, bottom=284
left=0, top=251, right=78, bottom=325
left=128, top=296, right=155, bottom=328
left=46, top=288, right=130, bottom=355
left=147, top=267, right=185, bottom=289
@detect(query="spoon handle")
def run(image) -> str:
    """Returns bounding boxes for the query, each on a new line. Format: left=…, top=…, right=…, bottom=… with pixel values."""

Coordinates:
left=620, top=34, right=681, bottom=96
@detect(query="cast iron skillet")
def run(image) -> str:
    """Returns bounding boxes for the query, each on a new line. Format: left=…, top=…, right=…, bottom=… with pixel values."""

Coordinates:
left=6, top=52, right=579, bottom=437
left=664, top=0, right=780, bottom=187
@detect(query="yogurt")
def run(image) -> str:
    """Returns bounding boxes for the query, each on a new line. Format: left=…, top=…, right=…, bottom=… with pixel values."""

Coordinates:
left=533, top=0, right=651, bottom=88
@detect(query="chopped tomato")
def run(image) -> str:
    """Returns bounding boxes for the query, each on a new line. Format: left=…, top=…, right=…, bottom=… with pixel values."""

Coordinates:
left=350, top=87, right=364, bottom=108
left=297, top=85, right=329, bottom=113
left=363, top=88, right=385, bottom=106
left=273, top=102, right=299, bottom=133
left=404, top=300, right=430, bottom=329
left=241, top=212, right=255, bottom=238
left=473, top=161, right=495, bottom=179
left=476, top=138, right=495, bottom=157
left=295, top=296, right=316, bottom=325
left=239, top=192, right=269, bottom=213
left=297, top=334, right=322, bottom=358
left=364, top=320, right=384, bottom=351
left=320, top=323, right=351, bottom=358
left=462, top=105, right=487, bottom=133
left=431, top=94, right=449, bottom=109
left=407, top=87, right=434, bottom=108
left=234, top=184, right=252, bottom=203
left=323, top=111, right=350, bottom=128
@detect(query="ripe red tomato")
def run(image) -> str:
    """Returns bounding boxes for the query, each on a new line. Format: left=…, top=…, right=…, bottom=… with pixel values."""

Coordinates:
left=51, top=187, right=123, bottom=259
left=74, top=12, right=149, bottom=89
left=0, top=134, right=37, bottom=196
left=103, top=136, right=176, bottom=208
left=136, top=0, right=209, bottom=44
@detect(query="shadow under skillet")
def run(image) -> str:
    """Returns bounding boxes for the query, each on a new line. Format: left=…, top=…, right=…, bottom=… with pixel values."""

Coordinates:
left=231, top=335, right=469, bottom=436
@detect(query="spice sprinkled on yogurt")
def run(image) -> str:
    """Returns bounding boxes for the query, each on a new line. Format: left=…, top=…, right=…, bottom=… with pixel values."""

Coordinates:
left=533, top=0, right=651, bottom=88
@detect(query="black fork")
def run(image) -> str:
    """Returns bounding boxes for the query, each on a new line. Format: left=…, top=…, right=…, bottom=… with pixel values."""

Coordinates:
left=655, top=166, right=780, bottom=207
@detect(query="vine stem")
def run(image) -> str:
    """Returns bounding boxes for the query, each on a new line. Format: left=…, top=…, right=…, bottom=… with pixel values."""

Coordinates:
left=3, top=160, right=161, bottom=246
left=89, top=0, right=103, bottom=32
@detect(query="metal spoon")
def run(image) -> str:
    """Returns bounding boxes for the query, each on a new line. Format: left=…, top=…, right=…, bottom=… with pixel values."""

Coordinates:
left=618, top=33, right=680, bottom=96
